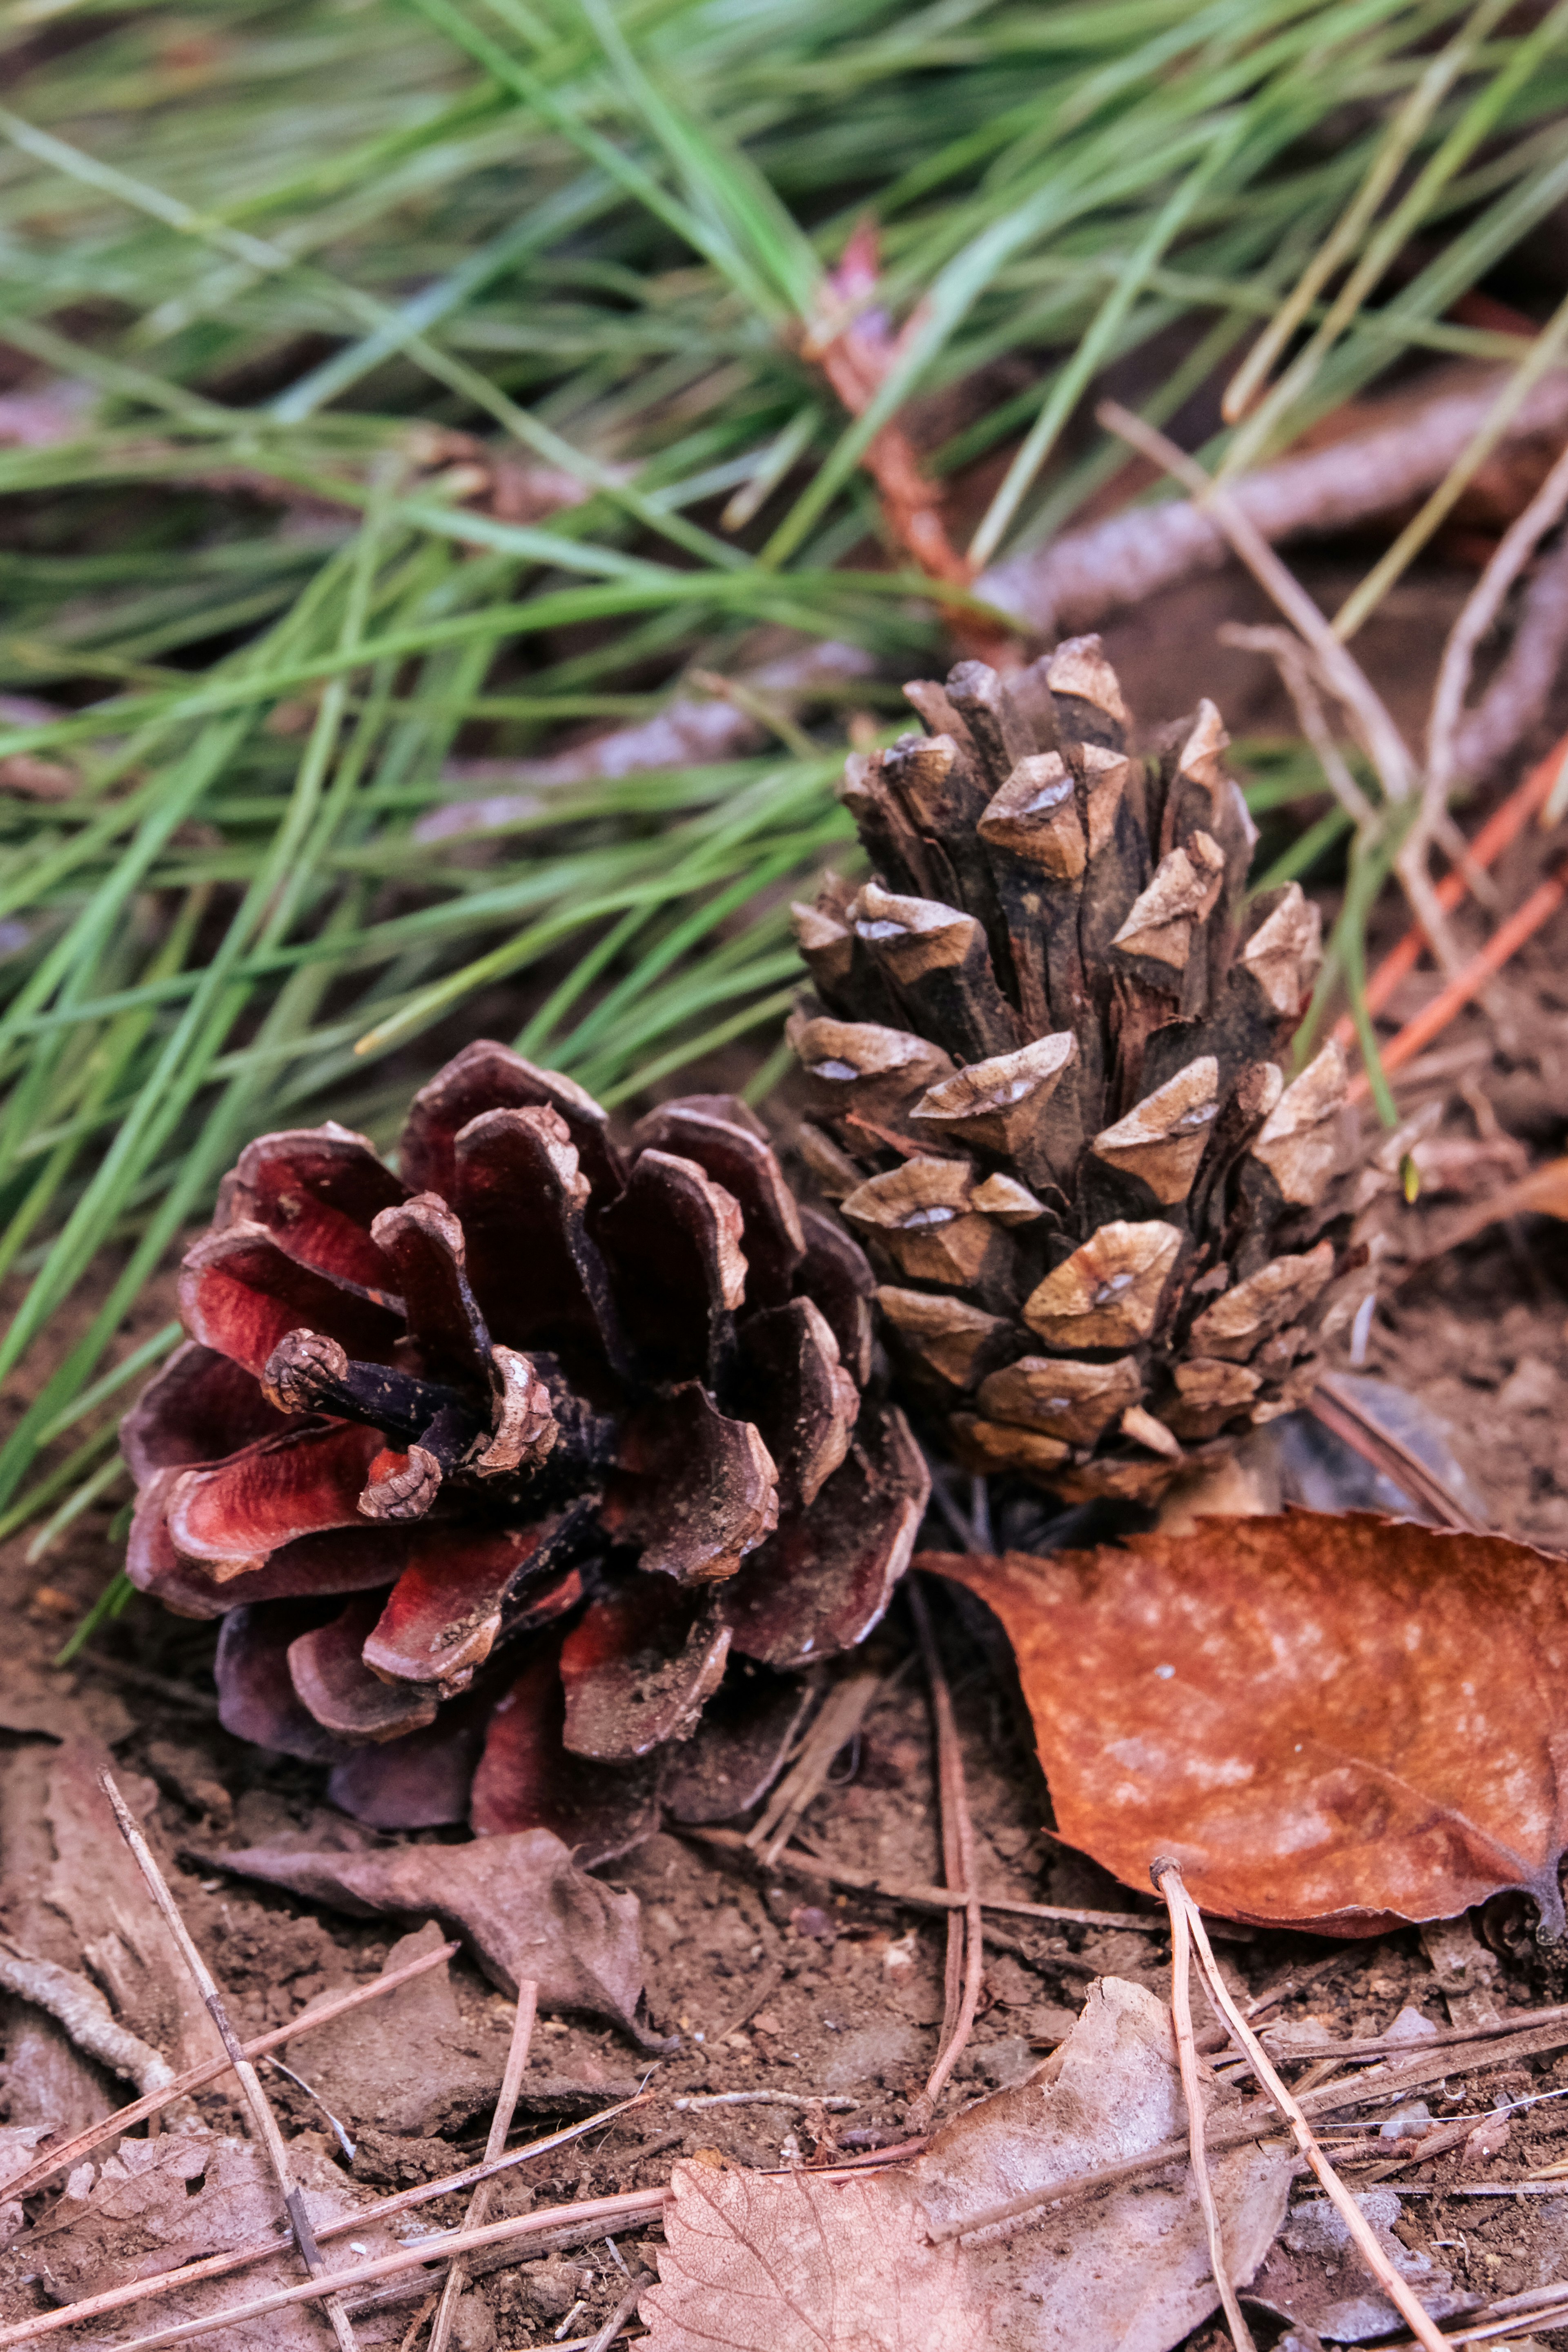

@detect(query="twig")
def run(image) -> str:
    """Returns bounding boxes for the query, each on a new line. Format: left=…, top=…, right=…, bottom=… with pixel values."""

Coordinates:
left=1170, top=1864, right=1449, bottom=2352
left=1345, top=861, right=1568, bottom=1101
left=583, top=2272, right=653, bottom=2352
left=908, top=1581, right=984, bottom=2107
left=426, top=1981, right=538, bottom=2352
left=0, top=1936, right=458, bottom=2208
left=0, top=2096, right=654, bottom=2348
left=746, top=1671, right=882, bottom=1868
left=682, top=1823, right=1164, bottom=1930
left=673, top=2092, right=858, bottom=2111
left=98, top=1770, right=362, bottom=2352
left=0, top=1943, right=175, bottom=2099
left=1331, top=728, right=1568, bottom=1046
left=89, top=2187, right=673, bottom=2352
left=978, top=368, right=1568, bottom=641
left=1152, top=1861, right=1256, bottom=2352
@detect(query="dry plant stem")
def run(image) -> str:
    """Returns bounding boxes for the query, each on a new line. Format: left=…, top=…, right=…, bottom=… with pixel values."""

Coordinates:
left=583, top=2271, right=654, bottom=2352
left=683, top=1823, right=1164, bottom=1930
left=97, top=1771, right=362, bottom=2352
left=1331, top=728, right=1568, bottom=1044
left=1152, top=1862, right=1260, bottom=2342
left=425, top=1980, right=538, bottom=2352
left=746, top=1671, right=882, bottom=1867
left=0, top=2096, right=654, bottom=2349
left=1172, top=1870, right=1449, bottom=2352
left=0, top=1937, right=458, bottom=2207
left=1152, top=1861, right=1256, bottom=2352
left=1345, top=862, right=1568, bottom=1102
left=909, top=1580, right=984, bottom=2105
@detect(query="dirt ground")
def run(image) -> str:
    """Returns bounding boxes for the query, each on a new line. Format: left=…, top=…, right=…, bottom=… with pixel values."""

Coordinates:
left=3, top=552, right=1568, bottom=2349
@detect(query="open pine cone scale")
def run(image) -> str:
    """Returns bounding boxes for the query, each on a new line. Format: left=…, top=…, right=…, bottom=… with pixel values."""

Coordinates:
left=125, top=1044, right=927, bottom=1855
left=791, top=640, right=1350, bottom=1503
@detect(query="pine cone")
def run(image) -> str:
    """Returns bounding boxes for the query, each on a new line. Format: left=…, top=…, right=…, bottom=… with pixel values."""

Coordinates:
left=123, top=1044, right=927, bottom=1858
left=789, top=641, right=1349, bottom=1504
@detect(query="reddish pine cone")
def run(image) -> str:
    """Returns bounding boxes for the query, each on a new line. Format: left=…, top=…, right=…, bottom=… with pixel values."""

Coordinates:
left=790, top=642, right=1350, bottom=1504
left=125, top=1044, right=927, bottom=1859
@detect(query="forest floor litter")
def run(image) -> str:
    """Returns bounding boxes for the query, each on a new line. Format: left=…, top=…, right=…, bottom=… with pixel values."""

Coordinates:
left=3, top=561, right=1568, bottom=2352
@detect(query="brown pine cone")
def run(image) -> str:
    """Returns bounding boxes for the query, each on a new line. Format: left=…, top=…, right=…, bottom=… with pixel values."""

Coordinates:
left=124, top=1044, right=927, bottom=1858
left=789, top=640, right=1350, bottom=1505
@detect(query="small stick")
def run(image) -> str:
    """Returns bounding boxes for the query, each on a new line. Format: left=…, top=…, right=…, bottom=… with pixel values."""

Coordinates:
left=1332, top=728, right=1566, bottom=1046
left=682, top=1822, right=1164, bottom=1931
left=0, top=1938, right=459, bottom=2208
left=98, top=1771, right=361, bottom=2352
left=1152, top=1861, right=1256, bottom=2352
left=1345, top=862, right=1568, bottom=1102
left=0, top=2095, right=653, bottom=2350
left=582, top=2270, right=653, bottom=2352
left=674, top=2092, right=858, bottom=2111
left=1172, top=1864, right=1449, bottom=2352
left=426, top=1981, right=539, bottom=2352
left=909, top=1581, right=984, bottom=2108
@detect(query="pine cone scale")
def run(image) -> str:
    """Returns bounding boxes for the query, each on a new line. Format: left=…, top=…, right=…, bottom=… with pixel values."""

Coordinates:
left=795, top=639, right=1347, bottom=1503
left=125, top=1042, right=927, bottom=1844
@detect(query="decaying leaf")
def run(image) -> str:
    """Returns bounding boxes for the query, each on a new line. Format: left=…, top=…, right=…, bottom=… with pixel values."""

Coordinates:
left=28, top=2129, right=401, bottom=2345
left=641, top=1976, right=1292, bottom=2352
left=206, top=1824, right=650, bottom=2038
left=929, top=1512, right=1568, bottom=1933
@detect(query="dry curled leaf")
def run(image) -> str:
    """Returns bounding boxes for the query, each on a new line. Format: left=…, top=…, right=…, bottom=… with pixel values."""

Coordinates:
left=641, top=1976, right=1291, bottom=2352
left=928, top=1512, right=1568, bottom=1934
left=205, top=1824, right=650, bottom=2038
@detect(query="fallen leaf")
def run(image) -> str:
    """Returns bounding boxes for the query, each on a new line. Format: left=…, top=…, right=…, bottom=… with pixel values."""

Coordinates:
left=641, top=1975, right=1292, bottom=2352
left=28, top=2129, right=401, bottom=2346
left=927, top=1514, right=1568, bottom=1933
left=206, top=1823, right=652, bottom=2039
left=1250, top=2188, right=1478, bottom=2344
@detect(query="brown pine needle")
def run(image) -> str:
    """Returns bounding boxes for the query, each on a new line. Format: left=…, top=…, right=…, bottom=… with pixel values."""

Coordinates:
left=98, top=1770, right=361, bottom=2352
left=425, top=1980, right=539, bottom=2352
left=1170, top=1863, right=1450, bottom=2352
left=1153, top=1860, right=1258, bottom=2352
left=909, top=1580, right=984, bottom=2108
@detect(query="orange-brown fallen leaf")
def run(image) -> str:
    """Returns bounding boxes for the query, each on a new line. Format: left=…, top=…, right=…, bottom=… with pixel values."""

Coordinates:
left=926, top=1513, right=1568, bottom=1936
